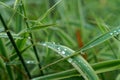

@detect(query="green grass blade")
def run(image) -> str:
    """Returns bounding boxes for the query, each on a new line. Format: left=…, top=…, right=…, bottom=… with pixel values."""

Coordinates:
left=0, top=39, right=15, bottom=80
left=37, top=0, right=62, bottom=21
left=28, top=24, right=56, bottom=32
left=0, top=14, right=31, bottom=79
left=18, top=24, right=55, bottom=38
left=10, top=44, right=32, bottom=61
left=32, top=69, right=77, bottom=80
left=0, top=32, right=23, bottom=39
left=32, top=59, right=120, bottom=80
left=0, top=1, right=25, bottom=18
left=39, top=42, right=99, bottom=80
left=80, top=26, right=120, bottom=51
left=20, top=0, right=44, bottom=75
left=55, top=28, right=77, bottom=47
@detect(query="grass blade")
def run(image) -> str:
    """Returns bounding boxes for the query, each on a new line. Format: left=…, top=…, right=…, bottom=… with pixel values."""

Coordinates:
left=0, top=39, right=15, bottom=80
left=0, top=1, right=25, bottom=18
left=37, top=0, right=62, bottom=21
left=0, top=14, right=31, bottom=79
left=28, top=24, right=56, bottom=32
left=32, top=59, right=120, bottom=80
left=20, top=0, right=44, bottom=75
left=80, top=26, right=120, bottom=51
left=0, top=32, right=23, bottom=39
left=39, top=42, right=99, bottom=80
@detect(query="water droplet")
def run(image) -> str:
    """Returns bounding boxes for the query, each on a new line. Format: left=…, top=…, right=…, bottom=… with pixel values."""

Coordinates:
left=26, top=61, right=34, bottom=64
left=28, top=37, right=31, bottom=39
left=110, top=33, right=113, bottom=35
left=64, top=48, right=67, bottom=51
left=42, top=43, right=46, bottom=46
left=114, top=30, right=117, bottom=33
left=84, top=64, right=88, bottom=67
left=68, top=58, right=73, bottom=63
left=61, top=51, right=65, bottom=54
left=116, top=32, right=119, bottom=35
left=57, top=47, right=61, bottom=51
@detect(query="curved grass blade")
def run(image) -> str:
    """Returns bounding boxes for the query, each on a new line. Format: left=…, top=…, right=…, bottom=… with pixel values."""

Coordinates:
left=80, top=26, right=120, bottom=51
left=39, top=42, right=99, bottom=80
left=32, top=59, right=120, bottom=80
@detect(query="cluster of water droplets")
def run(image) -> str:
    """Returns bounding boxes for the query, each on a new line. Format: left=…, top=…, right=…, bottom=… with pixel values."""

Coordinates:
left=57, top=47, right=67, bottom=56
left=109, top=28, right=120, bottom=36
left=26, top=60, right=35, bottom=64
left=42, top=42, right=68, bottom=56
left=5, top=60, right=36, bottom=65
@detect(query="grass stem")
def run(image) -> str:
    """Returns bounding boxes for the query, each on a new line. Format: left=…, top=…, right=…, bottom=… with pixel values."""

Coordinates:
left=0, top=14, right=31, bottom=79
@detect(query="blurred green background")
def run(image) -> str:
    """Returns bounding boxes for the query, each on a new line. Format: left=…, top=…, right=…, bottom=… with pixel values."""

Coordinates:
left=0, top=0, right=120, bottom=80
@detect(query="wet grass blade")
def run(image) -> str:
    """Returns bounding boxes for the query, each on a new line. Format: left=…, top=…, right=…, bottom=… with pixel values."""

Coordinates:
left=20, top=0, right=44, bottom=75
left=39, top=42, right=99, bottom=80
left=35, top=26, right=120, bottom=74
left=32, top=59, right=120, bottom=80
left=0, top=14, right=31, bottom=79
left=80, top=26, right=120, bottom=51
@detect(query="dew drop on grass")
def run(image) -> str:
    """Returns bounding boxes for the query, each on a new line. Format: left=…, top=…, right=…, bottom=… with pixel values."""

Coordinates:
left=61, top=51, right=65, bottom=54
left=42, top=43, right=46, bottom=46
left=28, top=37, right=31, bottom=39
left=114, top=30, right=117, bottom=33
left=57, top=47, right=61, bottom=51
left=116, top=32, right=119, bottom=35
left=68, top=58, right=73, bottom=63
left=26, top=61, right=34, bottom=64
left=110, top=33, right=113, bottom=35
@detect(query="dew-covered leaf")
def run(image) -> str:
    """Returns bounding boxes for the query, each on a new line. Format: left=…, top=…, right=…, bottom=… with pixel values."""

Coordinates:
left=39, top=42, right=99, bottom=80
left=80, top=26, right=120, bottom=51
left=32, top=60, right=120, bottom=80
